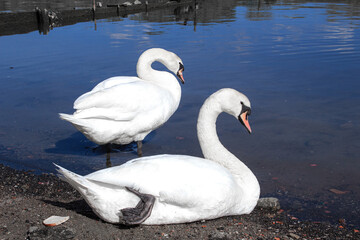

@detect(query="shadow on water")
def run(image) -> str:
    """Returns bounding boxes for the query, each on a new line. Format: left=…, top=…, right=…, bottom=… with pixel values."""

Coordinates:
left=45, top=132, right=127, bottom=156
left=45, top=132, right=97, bottom=156
left=45, top=131, right=156, bottom=156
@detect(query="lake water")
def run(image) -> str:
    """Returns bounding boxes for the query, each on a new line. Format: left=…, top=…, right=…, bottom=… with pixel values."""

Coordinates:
left=1, top=0, right=360, bottom=227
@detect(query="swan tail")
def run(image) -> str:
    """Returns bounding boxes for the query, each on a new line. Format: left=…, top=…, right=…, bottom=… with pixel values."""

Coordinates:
left=58, top=113, right=94, bottom=136
left=59, top=113, right=82, bottom=125
left=54, top=163, right=97, bottom=195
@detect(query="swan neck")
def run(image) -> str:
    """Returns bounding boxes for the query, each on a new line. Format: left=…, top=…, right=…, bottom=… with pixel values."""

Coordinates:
left=136, top=49, right=181, bottom=101
left=136, top=51, right=157, bottom=81
left=136, top=49, right=175, bottom=82
left=197, top=97, right=259, bottom=197
left=197, top=100, right=232, bottom=165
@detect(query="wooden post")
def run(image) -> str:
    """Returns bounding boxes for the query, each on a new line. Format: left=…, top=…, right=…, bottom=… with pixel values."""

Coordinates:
left=92, top=0, right=96, bottom=21
left=35, top=7, right=50, bottom=35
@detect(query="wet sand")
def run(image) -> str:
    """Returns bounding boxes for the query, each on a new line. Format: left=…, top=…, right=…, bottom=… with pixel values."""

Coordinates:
left=0, top=164, right=358, bottom=239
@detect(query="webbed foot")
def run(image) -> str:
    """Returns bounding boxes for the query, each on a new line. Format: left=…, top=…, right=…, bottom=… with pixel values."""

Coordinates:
left=120, top=187, right=155, bottom=225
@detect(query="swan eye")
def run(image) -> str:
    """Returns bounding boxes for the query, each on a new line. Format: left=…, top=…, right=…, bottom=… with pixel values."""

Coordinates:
left=240, top=102, right=251, bottom=117
left=179, top=62, right=184, bottom=72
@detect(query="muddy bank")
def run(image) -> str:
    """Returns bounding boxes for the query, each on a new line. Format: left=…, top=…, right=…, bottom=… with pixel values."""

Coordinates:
left=0, top=163, right=358, bottom=239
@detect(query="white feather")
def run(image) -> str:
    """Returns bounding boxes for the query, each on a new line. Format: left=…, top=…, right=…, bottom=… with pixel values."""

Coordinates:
left=59, top=48, right=183, bottom=145
left=55, top=88, right=260, bottom=225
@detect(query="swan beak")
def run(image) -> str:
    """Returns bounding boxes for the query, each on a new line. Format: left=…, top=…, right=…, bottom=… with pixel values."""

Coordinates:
left=177, top=69, right=185, bottom=84
left=239, top=112, right=252, bottom=134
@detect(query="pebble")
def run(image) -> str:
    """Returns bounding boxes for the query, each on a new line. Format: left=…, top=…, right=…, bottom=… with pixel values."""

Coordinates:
left=257, top=197, right=281, bottom=210
left=209, top=230, right=228, bottom=239
left=27, top=226, right=75, bottom=240
left=289, top=232, right=301, bottom=239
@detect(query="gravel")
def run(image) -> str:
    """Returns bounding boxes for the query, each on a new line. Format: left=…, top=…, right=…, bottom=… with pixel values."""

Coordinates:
left=0, top=164, right=358, bottom=239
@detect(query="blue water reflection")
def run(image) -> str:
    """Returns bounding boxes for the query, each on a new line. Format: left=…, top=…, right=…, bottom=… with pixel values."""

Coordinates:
left=0, top=0, right=360, bottom=226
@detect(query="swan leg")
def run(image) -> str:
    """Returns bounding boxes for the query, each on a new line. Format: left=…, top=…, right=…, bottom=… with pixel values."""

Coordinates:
left=137, top=141, right=143, bottom=157
left=120, top=187, right=155, bottom=225
left=106, top=152, right=112, bottom=167
left=106, top=144, right=112, bottom=168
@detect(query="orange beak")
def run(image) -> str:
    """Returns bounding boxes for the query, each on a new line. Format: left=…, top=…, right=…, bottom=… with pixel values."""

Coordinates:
left=240, top=112, right=252, bottom=134
left=177, top=69, right=185, bottom=84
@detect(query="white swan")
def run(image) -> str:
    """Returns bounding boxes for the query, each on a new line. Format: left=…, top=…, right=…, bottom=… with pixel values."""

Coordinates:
left=55, top=88, right=260, bottom=225
left=59, top=48, right=185, bottom=156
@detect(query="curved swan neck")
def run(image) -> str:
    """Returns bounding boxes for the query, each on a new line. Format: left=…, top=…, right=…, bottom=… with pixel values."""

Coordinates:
left=136, top=49, right=175, bottom=81
left=136, top=48, right=181, bottom=101
left=197, top=97, right=236, bottom=169
left=137, top=49, right=160, bottom=81
left=197, top=94, right=259, bottom=192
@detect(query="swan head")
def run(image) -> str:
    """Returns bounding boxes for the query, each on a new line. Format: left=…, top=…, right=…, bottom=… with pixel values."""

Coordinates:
left=214, top=88, right=252, bottom=134
left=138, top=48, right=185, bottom=84
left=165, top=52, right=185, bottom=84
left=176, top=62, right=185, bottom=84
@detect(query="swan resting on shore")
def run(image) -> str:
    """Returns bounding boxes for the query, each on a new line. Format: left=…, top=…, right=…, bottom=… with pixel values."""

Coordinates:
left=59, top=48, right=185, bottom=156
left=55, top=88, right=260, bottom=225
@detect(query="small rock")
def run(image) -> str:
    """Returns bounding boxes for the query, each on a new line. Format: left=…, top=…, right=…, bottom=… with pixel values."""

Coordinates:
left=289, top=232, right=300, bottom=239
left=43, top=216, right=69, bottom=226
left=0, top=226, right=9, bottom=234
left=28, top=226, right=39, bottom=233
left=27, top=226, right=75, bottom=240
left=209, top=230, right=229, bottom=239
left=257, top=197, right=281, bottom=210
left=339, top=218, right=346, bottom=226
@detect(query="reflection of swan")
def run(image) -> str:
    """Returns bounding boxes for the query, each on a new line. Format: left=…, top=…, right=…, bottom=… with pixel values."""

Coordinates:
left=55, top=88, right=260, bottom=225
left=59, top=48, right=185, bottom=156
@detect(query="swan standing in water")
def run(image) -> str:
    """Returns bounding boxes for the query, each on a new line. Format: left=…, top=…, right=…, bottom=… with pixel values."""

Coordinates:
left=55, top=88, right=260, bottom=225
left=59, top=48, right=185, bottom=157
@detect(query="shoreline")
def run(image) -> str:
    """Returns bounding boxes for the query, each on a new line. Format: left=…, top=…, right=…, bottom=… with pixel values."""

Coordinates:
left=0, top=163, right=358, bottom=239
left=0, top=0, right=196, bottom=36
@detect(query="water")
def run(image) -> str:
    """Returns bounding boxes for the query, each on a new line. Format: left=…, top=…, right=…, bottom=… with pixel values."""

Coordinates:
left=1, top=0, right=360, bottom=226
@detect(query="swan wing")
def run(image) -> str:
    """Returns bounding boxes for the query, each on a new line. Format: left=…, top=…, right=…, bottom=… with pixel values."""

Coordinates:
left=85, top=155, right=237, bottom=208
left=91, top=76, right=139, bottom=91
left=72, top=78, right=172, bottom=121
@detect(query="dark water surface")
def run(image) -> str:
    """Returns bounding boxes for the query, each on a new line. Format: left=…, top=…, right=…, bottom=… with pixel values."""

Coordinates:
left=1, top=0, right=360, bottom=226
left=0, top=0, right=98, bottom=12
